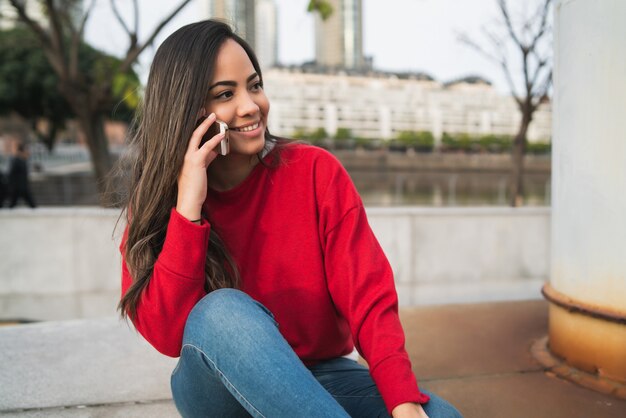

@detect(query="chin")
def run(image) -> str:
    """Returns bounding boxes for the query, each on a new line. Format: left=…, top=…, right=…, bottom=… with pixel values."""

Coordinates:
left=230, top=138, right=266, bottom=156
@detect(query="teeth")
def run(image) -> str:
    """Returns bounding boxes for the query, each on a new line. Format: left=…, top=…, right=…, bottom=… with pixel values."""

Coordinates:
left=235, top=123, right=259, bottom=132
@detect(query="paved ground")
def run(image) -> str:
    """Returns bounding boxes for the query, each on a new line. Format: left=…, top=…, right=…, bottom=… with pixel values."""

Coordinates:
left=1, top=299, right=624, bottom=417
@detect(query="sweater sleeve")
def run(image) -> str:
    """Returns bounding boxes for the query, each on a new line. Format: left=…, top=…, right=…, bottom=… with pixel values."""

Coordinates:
left=120, top=208, right=209, bottom=357
left=318, top=157, right=430, bottom=413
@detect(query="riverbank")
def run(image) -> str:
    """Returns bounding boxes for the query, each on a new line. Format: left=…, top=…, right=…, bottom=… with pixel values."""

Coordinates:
left=333, top=149, right=551, bottom=174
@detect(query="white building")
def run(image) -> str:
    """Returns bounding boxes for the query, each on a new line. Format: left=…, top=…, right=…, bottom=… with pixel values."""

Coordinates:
left=255, top=0, right=278, bottom=70
left=263, top=67, right=551, bottom=143
left=314, top=0, right=365, bottom=70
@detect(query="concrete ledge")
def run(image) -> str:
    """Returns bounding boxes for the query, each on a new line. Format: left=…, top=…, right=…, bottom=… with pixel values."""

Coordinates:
left=1, top=207, right=550, bottom=321
left=0, top=318, right=176, bottom=412
left=0, top=401, right=177, bottom=418
left=2, top=301, right=626, bottom=418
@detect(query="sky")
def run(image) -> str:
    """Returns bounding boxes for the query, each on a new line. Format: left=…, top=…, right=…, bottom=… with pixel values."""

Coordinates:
left=84, top=0, right=548, bottom=94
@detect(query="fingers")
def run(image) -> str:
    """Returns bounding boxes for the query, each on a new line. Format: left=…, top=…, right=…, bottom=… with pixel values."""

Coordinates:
left=199, top=130, right=226, bottom=164
left=188, top=112, right=217, bottom=151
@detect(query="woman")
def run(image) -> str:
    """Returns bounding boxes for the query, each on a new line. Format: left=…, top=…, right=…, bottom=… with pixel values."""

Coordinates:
left=119, top=20, right=462, bottom=418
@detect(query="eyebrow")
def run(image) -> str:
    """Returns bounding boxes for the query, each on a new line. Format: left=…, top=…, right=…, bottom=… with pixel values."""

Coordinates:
left=208, top=72, right=259, bottom=91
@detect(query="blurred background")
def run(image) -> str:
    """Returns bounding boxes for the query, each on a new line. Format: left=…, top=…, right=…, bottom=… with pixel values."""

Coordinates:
left=0, top=0, right=556, bottom=322
left=0, top=0, right=552, bottom=208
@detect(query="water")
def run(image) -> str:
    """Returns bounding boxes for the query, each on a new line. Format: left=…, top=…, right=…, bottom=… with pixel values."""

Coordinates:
left=25, top=169, right=550, bottom=207
left=11, top=146, right=551, bottom=207
left=351, top=170, right=551, bottom=206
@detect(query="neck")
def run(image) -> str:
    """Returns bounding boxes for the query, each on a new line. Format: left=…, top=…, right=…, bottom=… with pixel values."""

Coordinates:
left=207, top=153, right=260, bottom=192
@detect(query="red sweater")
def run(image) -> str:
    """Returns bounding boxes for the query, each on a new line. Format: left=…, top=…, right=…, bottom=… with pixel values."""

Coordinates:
left=121, top=144, right=429, bottom=412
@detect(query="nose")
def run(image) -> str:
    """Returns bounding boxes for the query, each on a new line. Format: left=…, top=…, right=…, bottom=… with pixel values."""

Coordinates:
left=236, top=91, right=260, bottom=118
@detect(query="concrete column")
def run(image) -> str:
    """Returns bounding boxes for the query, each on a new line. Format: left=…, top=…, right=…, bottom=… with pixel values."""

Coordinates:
left=379, top=105, right=391, bottom=139
left=324, top=103, right=338, bottom=137
left=546, top=0, right=626, bottom=383
left=430, top=107, right=443, bottom=149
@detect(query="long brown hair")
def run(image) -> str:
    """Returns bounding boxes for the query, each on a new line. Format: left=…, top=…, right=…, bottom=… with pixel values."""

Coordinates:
left=118, top=20, right=277, bottom=320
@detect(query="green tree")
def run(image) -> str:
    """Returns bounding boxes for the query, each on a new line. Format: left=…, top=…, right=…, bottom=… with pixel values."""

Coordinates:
left=0, top=27, right=139, bottom=151
left=334, top=127, right=352, bottom=140
left=309, top=127, right=328, bottom=141
left=0, top=27, right=70, bottom=150
left=478, top=134, right=513, bottom=153
left=7, top=0, right=192, bottom=202
left=526, top=140, right=551, bottom=155
left=307, top=0, right=334, bottom=21
left=333, top=127, right=355, bottom=150
left=396, top=131, right=434, bottom=152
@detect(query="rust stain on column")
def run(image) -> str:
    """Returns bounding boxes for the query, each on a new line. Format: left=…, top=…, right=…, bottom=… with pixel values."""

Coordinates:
left=544, top=285, right=626, bottom=383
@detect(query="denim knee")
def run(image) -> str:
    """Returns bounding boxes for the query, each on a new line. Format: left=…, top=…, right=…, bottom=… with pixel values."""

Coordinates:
left=421, top=390, right=463, bottom=418
left=182, top=288, right=277, bottom=349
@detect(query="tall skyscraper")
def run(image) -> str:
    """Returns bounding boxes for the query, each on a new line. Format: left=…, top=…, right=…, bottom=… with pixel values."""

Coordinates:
left=314, top=0, right=364, bottom=70
left=200, top=0, right=256, bottom=50
left=255, top=0, right=278, bottom=69
left=199, top=0, right=277, bottom=70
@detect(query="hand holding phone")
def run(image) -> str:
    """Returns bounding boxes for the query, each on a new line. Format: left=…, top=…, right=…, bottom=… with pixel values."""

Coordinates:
left=176, top=113, right=227, bottom=222
left=195, top=116, right=230, bottom=155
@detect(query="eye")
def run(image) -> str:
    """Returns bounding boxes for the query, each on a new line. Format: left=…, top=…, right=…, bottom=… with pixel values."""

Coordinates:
left=214, top=90, right=233, bottom=100
left=250, top=81, right=263, bottom=91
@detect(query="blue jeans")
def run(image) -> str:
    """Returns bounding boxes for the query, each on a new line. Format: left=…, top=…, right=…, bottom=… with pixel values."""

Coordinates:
left=171, top=289, right=462, bottom=418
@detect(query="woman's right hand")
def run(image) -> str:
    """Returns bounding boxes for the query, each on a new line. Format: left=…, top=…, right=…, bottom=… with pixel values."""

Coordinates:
left=176, top=112, right=225, bottom=222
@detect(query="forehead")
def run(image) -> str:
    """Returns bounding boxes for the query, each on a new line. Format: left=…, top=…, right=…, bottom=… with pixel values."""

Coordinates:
left=211, top=39, right=255, bottom=81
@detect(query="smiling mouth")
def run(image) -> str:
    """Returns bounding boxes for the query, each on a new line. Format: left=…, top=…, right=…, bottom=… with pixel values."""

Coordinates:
left=232, top=122, right=260, bottom=132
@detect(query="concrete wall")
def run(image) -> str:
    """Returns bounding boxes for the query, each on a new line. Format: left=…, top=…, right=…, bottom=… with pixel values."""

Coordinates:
left=0, top=207, right=550, bottom=321
left=368, top=207, right=549, bottom=306
left=0, top=208, right=122, bottom=321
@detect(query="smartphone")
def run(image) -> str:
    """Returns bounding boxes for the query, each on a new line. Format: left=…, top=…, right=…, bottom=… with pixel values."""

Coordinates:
left=195, top=117, right=230, bottom=155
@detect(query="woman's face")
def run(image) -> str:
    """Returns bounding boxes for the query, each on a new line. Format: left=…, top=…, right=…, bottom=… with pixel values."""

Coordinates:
left=204, top=39, right=270, bottom=157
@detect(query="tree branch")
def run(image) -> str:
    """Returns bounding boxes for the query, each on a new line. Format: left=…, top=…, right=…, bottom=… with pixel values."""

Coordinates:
left=457, top=31, right=500, bottom=66
left=531, top=69, right=552, bottom=111
left=529, top=0, right=552, bottom=51
left=110, top=0, right=136, bottom=44
left=78, top=0, right=96, bottom=38
left=458, top=27, right=522, bottom=104
left=8, top=0, right=72, bottom=78
left=499, top=0, right=522, bottom=48
left=528, top=52, right=549, bottom=91
left=500, top=58, right=523, bottom=108
left=70, top=0, right=96, bottom=80
left=43, top=0, right=70, bottom=80
left=522, top=46, right=531, bottom=97
left=457, top=0, right=553, bottom=206
left=133, top=0, right=139, bottom=38
left=8, top=0, right=51, bottom=48
left=118, top=0, right=193, bottom=74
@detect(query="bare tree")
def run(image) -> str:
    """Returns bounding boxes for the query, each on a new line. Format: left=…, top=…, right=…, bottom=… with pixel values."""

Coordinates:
left=7, top=0, right=192, bottom=203
left=460, top=0, right=553, bottom=207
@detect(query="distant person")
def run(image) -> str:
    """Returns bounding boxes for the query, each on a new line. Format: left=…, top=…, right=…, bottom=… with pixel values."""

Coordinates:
left=0, top=170, right=6, bottom=208
left=8, top=143, right=37, bottom=208
left=117, top=20, right=462, bottom=418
